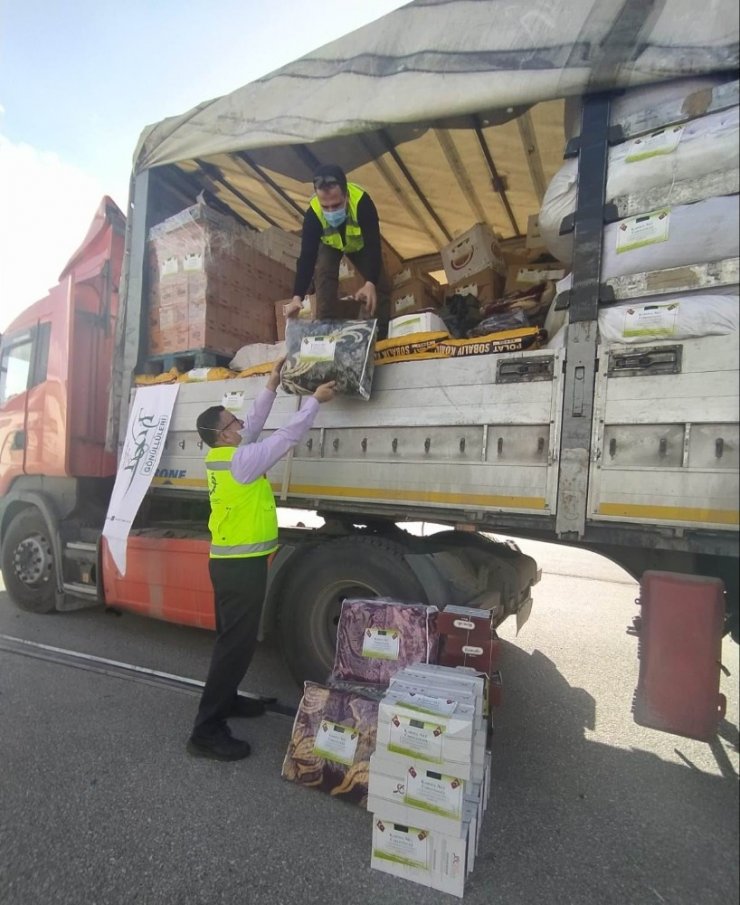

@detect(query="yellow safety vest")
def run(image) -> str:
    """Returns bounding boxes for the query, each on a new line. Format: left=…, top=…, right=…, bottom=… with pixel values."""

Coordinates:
left=310, top=182, right=366, bottom=253
left=204, top=446, right=279, bottom=559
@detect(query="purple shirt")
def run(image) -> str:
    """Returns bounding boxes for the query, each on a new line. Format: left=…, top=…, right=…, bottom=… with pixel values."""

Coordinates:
left=230, top=388, right=319, bottom=484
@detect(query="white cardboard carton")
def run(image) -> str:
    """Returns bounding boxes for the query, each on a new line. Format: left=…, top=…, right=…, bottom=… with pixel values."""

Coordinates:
left=368, top=753, right=471, bottom=836
left=371, top=814, right=470, bottom=898
left=388, top=311, right=448, bottom=338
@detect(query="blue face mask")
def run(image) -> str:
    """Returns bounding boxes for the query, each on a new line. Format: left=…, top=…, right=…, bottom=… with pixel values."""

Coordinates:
left=323, top=206, right=347, bottom=228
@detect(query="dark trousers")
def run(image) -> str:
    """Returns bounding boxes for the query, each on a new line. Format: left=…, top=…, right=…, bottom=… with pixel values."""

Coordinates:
left=314, top=243, right=390, bottom=338
left=192, top=555, right=268, bottom=737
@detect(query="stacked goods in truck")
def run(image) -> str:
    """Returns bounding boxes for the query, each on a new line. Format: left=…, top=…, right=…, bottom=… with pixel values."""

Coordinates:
left=540, top=104, right=739, bottom=264
left=146, top=201, right=293, bottom=357
left=440, top=223, right=506, bottom=290
left=369, top=665, right=492, bottom=897
left=390, top=268, right=442, bottom=317
left=541, top=77, right=739, bottom=347
left=387, top=310, right=448, bottom=339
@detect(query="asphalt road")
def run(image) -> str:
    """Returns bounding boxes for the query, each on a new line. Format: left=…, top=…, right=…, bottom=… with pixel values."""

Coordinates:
left=0, top=539, right=737, bottom=905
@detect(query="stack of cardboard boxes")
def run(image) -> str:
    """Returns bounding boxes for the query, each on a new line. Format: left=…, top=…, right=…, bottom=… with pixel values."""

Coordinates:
left=147, top=203, right=294, bottom=357
left=368, top=664, right=492, bottom=898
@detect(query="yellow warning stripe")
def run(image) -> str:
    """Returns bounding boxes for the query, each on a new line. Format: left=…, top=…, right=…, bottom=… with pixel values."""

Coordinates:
left=598, top=502, right=739, bottom=525
left=150, top=477, right=546, bottom=511
left=284, top=483, right=547, bottom=510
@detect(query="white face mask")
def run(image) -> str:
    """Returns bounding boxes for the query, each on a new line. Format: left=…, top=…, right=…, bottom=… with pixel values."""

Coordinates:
left=323, top=206, right=347, bottom=228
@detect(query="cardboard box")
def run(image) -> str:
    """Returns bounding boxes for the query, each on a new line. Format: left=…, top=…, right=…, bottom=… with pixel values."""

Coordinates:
left=437, top=606, right=496, bottom=644
left=386, top=679, right=478, bottom=725
left=397, top=665, right=486, bottom=720
left=448, top=267, right=505, bottom=306
left=391, top=277, right=440, bottom=316
left=368, top=753, right=473, bottom=836
left=388, top=311, right=448, bottom=339
left=438, top=634, right=501, bottom=675
left=337, top=257, right=366, bottom=295
left=274, top=296, right=316, bottom=341
left=505, top=262, right=567, bottom=294
left=441, top=223, right=505, bottom=284
left=371, top=814, right=471, bottom=898
left=376, top=705, right=476, bottom=780
left=146, top=202, right=289, bottom=356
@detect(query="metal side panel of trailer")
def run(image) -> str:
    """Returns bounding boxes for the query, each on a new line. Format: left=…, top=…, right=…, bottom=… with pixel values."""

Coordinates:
left=588, top=332, right=740, bottom=531
left=152, top=347, right=565, bottom=522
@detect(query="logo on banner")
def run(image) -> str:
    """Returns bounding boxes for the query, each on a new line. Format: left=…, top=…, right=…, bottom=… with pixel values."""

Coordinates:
left=123, top=408, right=170, bottom=492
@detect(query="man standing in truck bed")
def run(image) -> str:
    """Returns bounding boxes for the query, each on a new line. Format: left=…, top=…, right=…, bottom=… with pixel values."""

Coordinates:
left=188, top=360, right=336, bottom=761
left=284, top=164, right=390, bottom=337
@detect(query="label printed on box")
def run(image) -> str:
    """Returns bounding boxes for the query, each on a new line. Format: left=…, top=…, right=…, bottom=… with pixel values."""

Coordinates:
left=182, top=252, right=204, bottom=272
left=388, top=713, right=445, bottom=763
left=453, top=618, right=476, bottom=631
left=394, top=294, right=416, bottom=313
left=312, top=720, right=359, bottom=766
left=622, top=303, right=679, bottom=337
left=373, top=821, right=430, bottom=870
left=299, top=336, right=336, bottom=362
left=221, top=390, right=245, bottom=412
left=161, top=256, right=179, bottom=277
left=616, top=209, right=670, bottom=253
left=395, top=693, right=458, bottom=717
left=625, top=125, right=684, bottom=162
left=362, top=628, right=401, bottom=660
left=405, top=767, right=464, bottom=819
left=462, top=645, right=484, bottom=656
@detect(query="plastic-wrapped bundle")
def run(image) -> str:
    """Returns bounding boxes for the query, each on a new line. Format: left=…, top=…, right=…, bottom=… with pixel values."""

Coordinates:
left=280, top=318, right=377, bottom=400
left=541, top=104, right=739, bottom=263
left=600, top=195, right=738, bottom=281
left=281, top=681, right=379, bottom=807
left=469, top=281, right=556, bottom=336
left=599, top=293, right=739, bottom=345
left=331, top=598, right=439, bottom=687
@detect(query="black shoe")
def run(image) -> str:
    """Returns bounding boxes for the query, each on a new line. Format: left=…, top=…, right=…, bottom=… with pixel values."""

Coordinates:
left=230, top=696, right=267, bottom=718
left=187, top=727, right=251, bottom=761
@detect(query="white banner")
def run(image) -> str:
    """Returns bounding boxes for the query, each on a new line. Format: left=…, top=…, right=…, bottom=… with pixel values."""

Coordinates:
left=103, top=384, right=180, bottom=575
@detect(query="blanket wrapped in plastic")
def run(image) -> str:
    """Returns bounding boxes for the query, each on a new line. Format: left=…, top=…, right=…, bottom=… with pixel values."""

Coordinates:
left=281, top=681, right=379, bottom=807
left=331, top=598, right=439, bottom=686
left=281, top=318, right=377, bottom=400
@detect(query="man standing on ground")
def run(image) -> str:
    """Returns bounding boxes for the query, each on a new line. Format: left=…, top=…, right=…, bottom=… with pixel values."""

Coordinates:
left=188, top=359, right=336, bottom=760
left=284, top=164, right=390, bottom=337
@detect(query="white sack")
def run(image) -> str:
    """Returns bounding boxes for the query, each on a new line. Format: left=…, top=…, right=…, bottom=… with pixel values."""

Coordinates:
left=542, top=106, right=740, bottom=262
left=599, top=294, right=738, bottom=344
left=602, top=195, right=739, bottom=281
left=229, top=341, right=286, bottom=371
left=563, top=75, right=732, bottom=140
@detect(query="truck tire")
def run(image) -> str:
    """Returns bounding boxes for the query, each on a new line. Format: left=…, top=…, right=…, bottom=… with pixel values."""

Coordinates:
left=277, top=536, right=427, bottom=686
left=1, top=509, right=57, bottom=614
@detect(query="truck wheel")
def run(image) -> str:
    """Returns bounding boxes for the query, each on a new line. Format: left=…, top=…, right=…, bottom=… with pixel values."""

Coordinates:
left=1, top=509, right=57, bottom=613
left=278, top=536, right=426, bottom=686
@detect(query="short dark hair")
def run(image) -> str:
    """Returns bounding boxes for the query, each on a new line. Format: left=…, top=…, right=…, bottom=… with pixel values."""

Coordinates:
left=196, top=405, right=225, bottom=447
left=313, top=164, right=348, bottom=194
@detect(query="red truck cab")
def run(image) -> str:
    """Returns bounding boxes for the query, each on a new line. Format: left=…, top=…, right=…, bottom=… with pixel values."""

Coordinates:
left=0, top=198, right=125, bottom=610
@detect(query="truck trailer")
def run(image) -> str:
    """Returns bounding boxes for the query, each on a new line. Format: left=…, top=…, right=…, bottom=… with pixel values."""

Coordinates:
left=1, top=0, right=738, bottom=689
